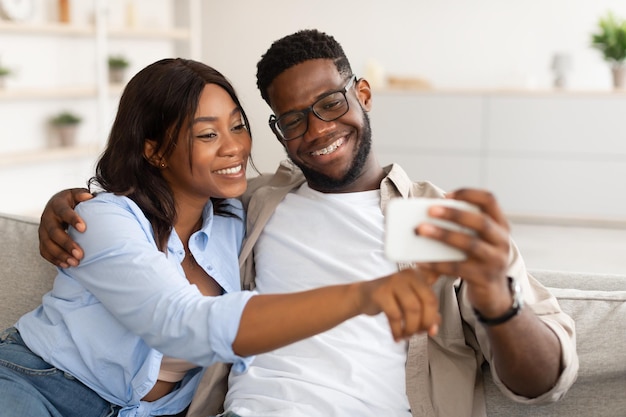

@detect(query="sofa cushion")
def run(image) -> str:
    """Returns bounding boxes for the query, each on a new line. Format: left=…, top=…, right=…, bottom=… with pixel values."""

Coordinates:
left=0, top=213, right=57, bottom=330
left=485, top=271, right=626, bottom=416
left=532, top=268, right=626, bottom=292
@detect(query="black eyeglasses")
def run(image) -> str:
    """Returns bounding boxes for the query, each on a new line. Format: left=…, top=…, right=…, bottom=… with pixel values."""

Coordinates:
left=269, top=76, right=357, bottom=141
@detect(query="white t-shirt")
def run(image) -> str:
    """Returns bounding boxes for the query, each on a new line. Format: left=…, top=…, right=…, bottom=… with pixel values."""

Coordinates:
left=225, top=183, right=411, bottom=417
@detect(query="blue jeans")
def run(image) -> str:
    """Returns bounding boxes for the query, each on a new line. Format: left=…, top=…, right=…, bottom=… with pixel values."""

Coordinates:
left=0, top=327, right=120, bottom=417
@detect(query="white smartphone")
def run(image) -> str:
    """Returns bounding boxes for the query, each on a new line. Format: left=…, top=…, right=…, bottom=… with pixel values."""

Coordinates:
left=385, top=197, right=480, bottom=263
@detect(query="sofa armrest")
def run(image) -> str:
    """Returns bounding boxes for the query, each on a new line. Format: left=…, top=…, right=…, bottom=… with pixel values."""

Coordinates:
left=0, top=212, right=57, bottom=329
left=484, top=269, right=626, bottom=416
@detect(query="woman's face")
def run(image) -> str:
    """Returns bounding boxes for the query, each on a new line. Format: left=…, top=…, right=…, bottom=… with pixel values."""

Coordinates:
left=162, top=84, right=251, bottom=202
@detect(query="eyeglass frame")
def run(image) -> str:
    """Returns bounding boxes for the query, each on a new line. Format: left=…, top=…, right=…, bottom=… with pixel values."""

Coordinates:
left=268, top=75, right=358, bottom=141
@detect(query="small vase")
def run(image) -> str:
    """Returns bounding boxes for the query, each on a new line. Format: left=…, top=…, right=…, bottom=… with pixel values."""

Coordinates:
left=109, top=68, right=126, bottom=84
left=611, top=66, right=626, bottom=89
left=58, top=0, right=70, bottom=23
left=56, top=125, right=77, bottom=147
left=551, top=53, right=572, bottom=89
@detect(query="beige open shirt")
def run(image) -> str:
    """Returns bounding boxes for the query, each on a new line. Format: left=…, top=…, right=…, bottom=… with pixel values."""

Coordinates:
left=188, top=161, right=578, bottom=417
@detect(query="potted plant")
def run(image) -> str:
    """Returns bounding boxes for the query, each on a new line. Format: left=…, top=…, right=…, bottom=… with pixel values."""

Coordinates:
left=0, top=65, right=11, bottom=89
left=591, top=11, right=626, bottom=89
left=50, top=111, right=82, bottom=147
left=108, top=55, right=130, bottom=84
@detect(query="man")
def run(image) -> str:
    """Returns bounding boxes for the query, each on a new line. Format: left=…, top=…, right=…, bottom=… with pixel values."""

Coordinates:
left=39, top=30, right=577, bottom=417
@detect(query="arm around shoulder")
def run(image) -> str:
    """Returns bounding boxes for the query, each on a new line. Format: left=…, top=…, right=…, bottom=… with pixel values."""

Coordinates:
left=38, top=187, right=93, bottom=267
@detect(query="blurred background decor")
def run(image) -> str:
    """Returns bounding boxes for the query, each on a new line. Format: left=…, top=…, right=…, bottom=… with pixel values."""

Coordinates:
left=58, top=0, right=70, bottom=23
left=108, top=54, right=130, bottom=84
left=49, top=110, right=81, bottom=147
left=591, top=11, right=626, bottom=89
left=0, top=0, right=34, bottom=22
left=551, top=53, right=573, bottom=89
left=0, top=64, right=11, bottom=89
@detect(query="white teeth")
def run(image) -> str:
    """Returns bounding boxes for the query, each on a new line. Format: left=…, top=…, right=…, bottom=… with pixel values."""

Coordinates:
left=312, top=138, right=344, bottom=156
left=215, top=165, right=242, bottom=175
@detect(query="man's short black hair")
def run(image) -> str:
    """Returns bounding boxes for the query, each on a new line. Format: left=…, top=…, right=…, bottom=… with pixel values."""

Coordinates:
left=256, top=29, right=353, bottom=105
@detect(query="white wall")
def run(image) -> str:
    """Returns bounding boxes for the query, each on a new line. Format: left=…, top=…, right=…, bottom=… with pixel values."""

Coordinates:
left=3, top=0, right=626, bottom=216
left=201, top=0, right=626, bottom=173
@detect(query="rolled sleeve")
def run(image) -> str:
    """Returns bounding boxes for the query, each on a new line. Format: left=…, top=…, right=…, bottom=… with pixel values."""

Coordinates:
left=486, top=307, right=579, bottom=404
left=207, top=291, right=257, bottom=373
left=463, top=242, right=579, bottom=404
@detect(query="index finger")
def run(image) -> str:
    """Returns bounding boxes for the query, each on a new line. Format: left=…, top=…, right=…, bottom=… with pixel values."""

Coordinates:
left=38, top=226, right=83, bottom=268
left=51, top=188, right=93, bottom=231
left=394, top=273, right=441, bottom=339
left=446, top=188, right=509, bottom=230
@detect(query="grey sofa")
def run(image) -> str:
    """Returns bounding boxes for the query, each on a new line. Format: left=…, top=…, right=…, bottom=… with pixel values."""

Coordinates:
left=1, top=212, right=625, bottom=416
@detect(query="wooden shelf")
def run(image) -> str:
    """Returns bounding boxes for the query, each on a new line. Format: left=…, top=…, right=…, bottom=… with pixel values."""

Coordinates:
left=0, top=85, right=128, bottom=100
left=0, top=86, right=97, bottom=100
left=108, top=27, right=190, bottom=40
left=375, top=86, right=626, bottom=97
left=0, top=144, right=101, bottom=168
left=0, top=21, right=94, bottom=36
left=0, top=0, right=198, bottom=196
left=0, top=21, right=189, bottom=40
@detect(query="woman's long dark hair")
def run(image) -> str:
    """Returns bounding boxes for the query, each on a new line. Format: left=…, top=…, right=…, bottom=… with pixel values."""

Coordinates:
left=89, top=58, right=251, bottom=251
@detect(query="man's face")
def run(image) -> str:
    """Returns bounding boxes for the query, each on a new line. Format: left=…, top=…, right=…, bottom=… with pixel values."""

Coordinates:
left=267, top=59, right=377, bottom=193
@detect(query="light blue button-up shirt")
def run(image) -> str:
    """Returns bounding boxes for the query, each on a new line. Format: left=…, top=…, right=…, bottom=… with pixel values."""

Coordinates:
left=17, top=193, right=255, bottom=417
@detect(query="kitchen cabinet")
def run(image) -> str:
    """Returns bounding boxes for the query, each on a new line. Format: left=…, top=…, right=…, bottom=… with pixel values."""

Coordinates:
left=371, top=88, right=626, bottom=224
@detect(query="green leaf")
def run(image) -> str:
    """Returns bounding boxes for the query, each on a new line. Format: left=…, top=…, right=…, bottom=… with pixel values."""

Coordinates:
left=50, top=111, right=82, bottom=126
left=591, top=11, right=626, bottom=63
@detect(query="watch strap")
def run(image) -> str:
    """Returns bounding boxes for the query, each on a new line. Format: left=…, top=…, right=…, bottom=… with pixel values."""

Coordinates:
left=473, top=276, right=523, bottom=326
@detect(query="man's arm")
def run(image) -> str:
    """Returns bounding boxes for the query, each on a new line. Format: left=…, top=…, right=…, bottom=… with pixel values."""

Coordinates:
left=416, top=188, right=563, bottom=398
left=39, top=188, right=93, bottom=267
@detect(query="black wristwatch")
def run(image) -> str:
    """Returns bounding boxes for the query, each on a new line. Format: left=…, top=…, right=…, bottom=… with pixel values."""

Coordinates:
left=473, top=277, right=524, bottom=326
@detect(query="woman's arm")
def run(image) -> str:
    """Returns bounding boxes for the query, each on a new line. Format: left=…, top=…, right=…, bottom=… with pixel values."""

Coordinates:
left=234, top=268, right=441, bottom=356
left=67, top=195, right=440, bottom=367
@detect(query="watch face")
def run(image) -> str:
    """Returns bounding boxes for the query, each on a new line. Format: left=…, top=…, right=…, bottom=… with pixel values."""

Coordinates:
left=0, top=0, right=34, bottom=21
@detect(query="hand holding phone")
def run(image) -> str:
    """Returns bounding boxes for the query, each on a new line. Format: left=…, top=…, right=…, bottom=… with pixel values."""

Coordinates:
left=385, top=197, right=480, bottom=263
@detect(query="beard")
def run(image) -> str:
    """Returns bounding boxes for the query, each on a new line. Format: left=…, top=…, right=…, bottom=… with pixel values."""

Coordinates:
left=292, top=111, right=373, bottom=192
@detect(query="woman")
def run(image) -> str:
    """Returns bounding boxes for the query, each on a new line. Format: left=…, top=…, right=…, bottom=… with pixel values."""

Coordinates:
left=0, top=58, right=439, bottom=417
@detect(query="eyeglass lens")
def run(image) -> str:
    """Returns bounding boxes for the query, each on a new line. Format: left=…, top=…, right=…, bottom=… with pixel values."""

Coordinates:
left=275, top=77, right=355, bottom=140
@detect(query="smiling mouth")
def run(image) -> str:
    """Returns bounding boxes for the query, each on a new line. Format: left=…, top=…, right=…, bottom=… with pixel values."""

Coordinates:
left=214, top=164, right=243, bottom=175
left=310, top=138, right=345, bottom=156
